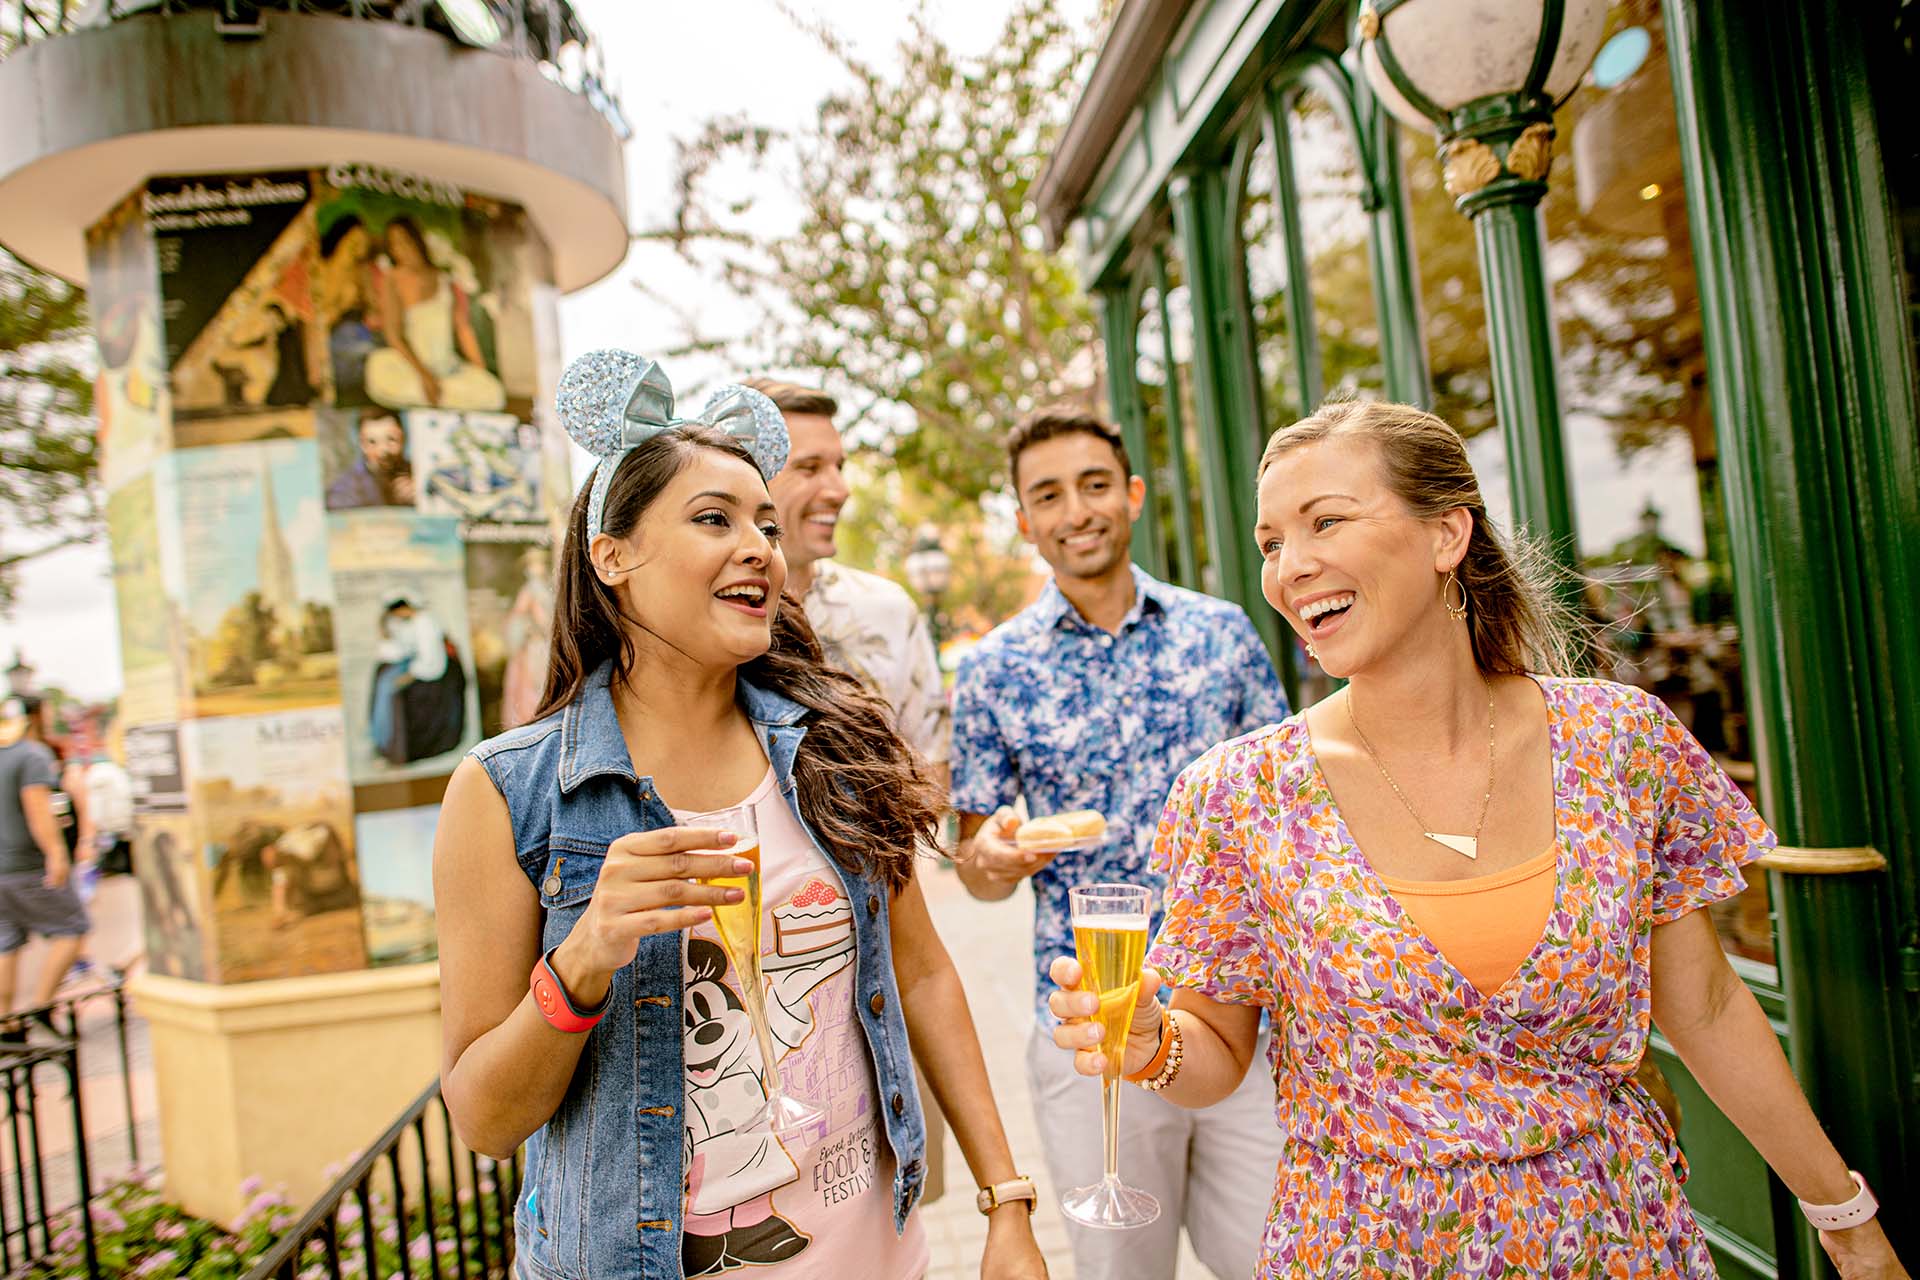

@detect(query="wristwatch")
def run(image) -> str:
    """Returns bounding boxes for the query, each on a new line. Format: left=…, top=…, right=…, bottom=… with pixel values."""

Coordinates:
left=1797, top=1171, right=1879, bottom=1232
left=975, top=1175, right=1037, bottom=1217
left=530, top=946, right=610, bottom=1033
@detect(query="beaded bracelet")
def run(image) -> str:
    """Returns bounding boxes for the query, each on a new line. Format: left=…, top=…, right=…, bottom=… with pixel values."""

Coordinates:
left=1139, top=1010, right=1184, bottom=1092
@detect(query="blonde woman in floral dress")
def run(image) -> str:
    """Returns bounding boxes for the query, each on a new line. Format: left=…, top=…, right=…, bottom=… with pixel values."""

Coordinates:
left=1046, top=402, right=1908, bottom=1278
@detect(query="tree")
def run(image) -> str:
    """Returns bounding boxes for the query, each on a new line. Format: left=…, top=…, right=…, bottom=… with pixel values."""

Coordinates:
left=644, top=0, right=1100, bottom=614
left=0, top=247, right=96, bottom=611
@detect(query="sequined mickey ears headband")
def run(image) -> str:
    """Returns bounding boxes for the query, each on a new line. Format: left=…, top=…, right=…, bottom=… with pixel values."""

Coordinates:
left=556, top=350, right=789, bottom=540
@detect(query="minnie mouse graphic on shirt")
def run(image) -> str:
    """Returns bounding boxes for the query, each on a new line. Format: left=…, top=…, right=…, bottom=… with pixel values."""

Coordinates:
left=681, top=877, right=856, bottom=1277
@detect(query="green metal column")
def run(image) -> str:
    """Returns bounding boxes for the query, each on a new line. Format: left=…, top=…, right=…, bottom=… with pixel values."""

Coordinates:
left=1168, top=167, right=1283, bottom=661
left=1265, top=90, right=1325, bottom=413
left=1666, top=1, right=1918, bottom=1273
left=1098, top=283, right=1168, bottom=582
left=1467, top=194, right=1576, bottom=560
left=1355, top=90, right=1431, bottom=407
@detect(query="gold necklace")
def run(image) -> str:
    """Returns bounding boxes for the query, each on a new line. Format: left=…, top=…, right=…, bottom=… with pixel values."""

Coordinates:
left=1348, top=677, right=1495, bottom=860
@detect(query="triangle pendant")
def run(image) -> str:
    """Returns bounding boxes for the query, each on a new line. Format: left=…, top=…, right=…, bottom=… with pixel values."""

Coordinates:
left=1425, top=832, right=1479, bottom=860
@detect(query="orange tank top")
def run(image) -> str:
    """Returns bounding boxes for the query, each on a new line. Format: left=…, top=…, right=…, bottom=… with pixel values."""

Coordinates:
left=1378, top=845, right=1558, bottom=996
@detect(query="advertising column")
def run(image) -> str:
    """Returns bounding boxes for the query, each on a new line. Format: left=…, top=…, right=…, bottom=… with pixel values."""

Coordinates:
left=93, top=163, right=569, bottom=1221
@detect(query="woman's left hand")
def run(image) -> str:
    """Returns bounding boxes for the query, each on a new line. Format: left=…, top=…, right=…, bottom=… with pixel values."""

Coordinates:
left=1820, top=1220, right=1910, bottom=1279
left=980, top=1207, right=1048, bottom=1279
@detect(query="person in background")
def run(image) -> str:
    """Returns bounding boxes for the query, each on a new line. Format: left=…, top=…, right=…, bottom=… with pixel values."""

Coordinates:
left=748, top=379, right=950, bottom=787
left=0, top=698, right=91, bottom=1025
left=950, top=406, right=1290, bottom=1279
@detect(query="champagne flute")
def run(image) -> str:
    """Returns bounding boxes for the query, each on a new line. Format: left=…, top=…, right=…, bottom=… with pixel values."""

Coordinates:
left=685, top=803, right=826, bottom=1136
left=1060, top=882, right=1161, bottom=1230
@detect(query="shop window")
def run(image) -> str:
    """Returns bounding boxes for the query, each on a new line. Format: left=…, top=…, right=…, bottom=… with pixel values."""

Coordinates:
left=1237, top=124, right=1300, bottom=435
left=1133, top=279, right=1188, bottom=586
left=1284, top=86, right=1385, bottom=403
left=1546, top=0, right=1769, bottom=965
left=1159, top=244, right=1215, bottom=594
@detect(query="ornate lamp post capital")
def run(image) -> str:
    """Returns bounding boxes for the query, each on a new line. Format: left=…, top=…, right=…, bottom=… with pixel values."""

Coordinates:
left=1359, top=0, right=1605, bottom=213
left=1357, top=0, right=1608, bottom=566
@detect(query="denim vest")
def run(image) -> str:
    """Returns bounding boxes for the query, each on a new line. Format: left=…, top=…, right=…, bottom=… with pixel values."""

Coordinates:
left=472, top=662, right=927, bottom=1280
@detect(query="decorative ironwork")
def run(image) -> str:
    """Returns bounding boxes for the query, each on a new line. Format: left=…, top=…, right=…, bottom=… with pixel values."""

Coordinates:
left=238, top=1078, right=521, bottom=1280
left=0, top=978, right=147, bottom=1280
left=1441, top=138, right=1501, bottom=197
left=1503, top=121, right=1556, bottom=181
left=0, top=1, right=626, bottom=136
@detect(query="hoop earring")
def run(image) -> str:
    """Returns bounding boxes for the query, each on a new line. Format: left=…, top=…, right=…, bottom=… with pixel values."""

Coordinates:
left=1442, top=570, right=1469, bottom=622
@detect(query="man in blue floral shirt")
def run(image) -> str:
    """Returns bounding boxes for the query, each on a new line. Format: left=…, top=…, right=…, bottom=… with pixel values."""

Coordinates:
left=951, top=407, right=1288, bottom=1280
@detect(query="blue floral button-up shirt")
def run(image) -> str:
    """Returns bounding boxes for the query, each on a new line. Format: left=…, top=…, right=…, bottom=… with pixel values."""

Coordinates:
left=950, top=566, right=1288, bottom=1020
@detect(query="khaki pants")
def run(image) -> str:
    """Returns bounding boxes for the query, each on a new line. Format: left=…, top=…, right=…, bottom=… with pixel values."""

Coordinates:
left=1026, top=1024, right=1281, bottom=1279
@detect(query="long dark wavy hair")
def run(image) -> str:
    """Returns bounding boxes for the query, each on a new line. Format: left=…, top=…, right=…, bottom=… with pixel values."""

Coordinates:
left=535, top=426, right=939, bottom=893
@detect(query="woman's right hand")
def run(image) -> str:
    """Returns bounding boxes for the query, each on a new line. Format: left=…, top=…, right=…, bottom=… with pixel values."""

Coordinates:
left=1046, top=955, right=1166, bottom=1079
left=550, top=828, right=751, bottom=1005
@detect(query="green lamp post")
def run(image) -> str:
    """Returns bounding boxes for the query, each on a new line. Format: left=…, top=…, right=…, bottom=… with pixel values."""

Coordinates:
left=1358, top=0, right=1606, bottom=565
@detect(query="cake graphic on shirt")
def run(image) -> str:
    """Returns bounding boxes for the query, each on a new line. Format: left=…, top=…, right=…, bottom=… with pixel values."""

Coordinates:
left=773, top=877, right=852, bottom=959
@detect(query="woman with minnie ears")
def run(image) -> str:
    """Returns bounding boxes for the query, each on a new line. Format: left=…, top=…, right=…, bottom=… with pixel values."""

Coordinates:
left=1046, top=400, right=1908, bottom=1278
left=435, top=352, right=1046, bottom=1280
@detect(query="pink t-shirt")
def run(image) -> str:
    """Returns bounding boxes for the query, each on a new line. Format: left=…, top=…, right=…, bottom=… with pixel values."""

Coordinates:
left=675, top=769, right=928, bottom=1278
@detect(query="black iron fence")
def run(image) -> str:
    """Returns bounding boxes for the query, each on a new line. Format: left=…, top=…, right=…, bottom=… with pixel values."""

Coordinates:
left=238, top=1080, right=519, bottom=1280
left=0, top=978, right=144, bottom=1280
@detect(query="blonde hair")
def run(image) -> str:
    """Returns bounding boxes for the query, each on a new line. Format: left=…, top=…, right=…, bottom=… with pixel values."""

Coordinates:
left=1259, top=400, right=1586, bottom=677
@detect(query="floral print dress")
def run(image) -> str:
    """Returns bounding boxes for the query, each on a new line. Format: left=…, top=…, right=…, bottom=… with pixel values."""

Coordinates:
left=1146, top=676, right=1773, bottom=1278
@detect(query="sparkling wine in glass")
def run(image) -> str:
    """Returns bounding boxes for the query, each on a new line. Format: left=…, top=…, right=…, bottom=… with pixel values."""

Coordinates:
left=686, top=802, right=826, bottom=1136
left=1060, top=883, right=1161, bottom=1230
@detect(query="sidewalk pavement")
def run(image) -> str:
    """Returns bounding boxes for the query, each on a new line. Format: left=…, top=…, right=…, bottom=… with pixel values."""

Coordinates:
left=917, top=863, right=1210, bottom=1280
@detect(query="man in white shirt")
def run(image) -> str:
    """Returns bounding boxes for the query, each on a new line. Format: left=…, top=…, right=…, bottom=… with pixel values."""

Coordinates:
left=747, top=380, right=950, bottom=788
left=749, top=379, right=952, bottom=1201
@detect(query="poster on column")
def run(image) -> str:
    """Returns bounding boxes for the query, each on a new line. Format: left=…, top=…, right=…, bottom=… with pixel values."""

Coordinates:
left=124, top=724, right=188, bottom=815
left=173, top=406, right=316, bottom=451
left=354, top=804, right=440, bottom=967
left=106, top=476, right=186, bottom=726
left=131, top=812, right=212, bottom=981
left=155, top=439, right=339, bottom=718
left=86, top=189, right=171, bottom=490
left=317, top=407, right=416, bottom=511
left=311, top=164, right=539, bottom=421
left=328, top=511, right=479, bottom=784
left=149, top=170, right=327, bottom=418
left=408, top=409, right=543, bottom=523
left=464, top=533, right=554, bottom=736
left=184, top=707, right=365, bottom=981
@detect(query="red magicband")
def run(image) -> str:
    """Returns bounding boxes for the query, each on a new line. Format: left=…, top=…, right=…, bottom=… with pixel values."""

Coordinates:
left=531, top=946, right=609, bottom=1033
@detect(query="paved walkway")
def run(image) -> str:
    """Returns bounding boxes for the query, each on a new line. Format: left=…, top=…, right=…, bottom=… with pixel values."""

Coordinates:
left=917, top=863, right=1209, bottom=1279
